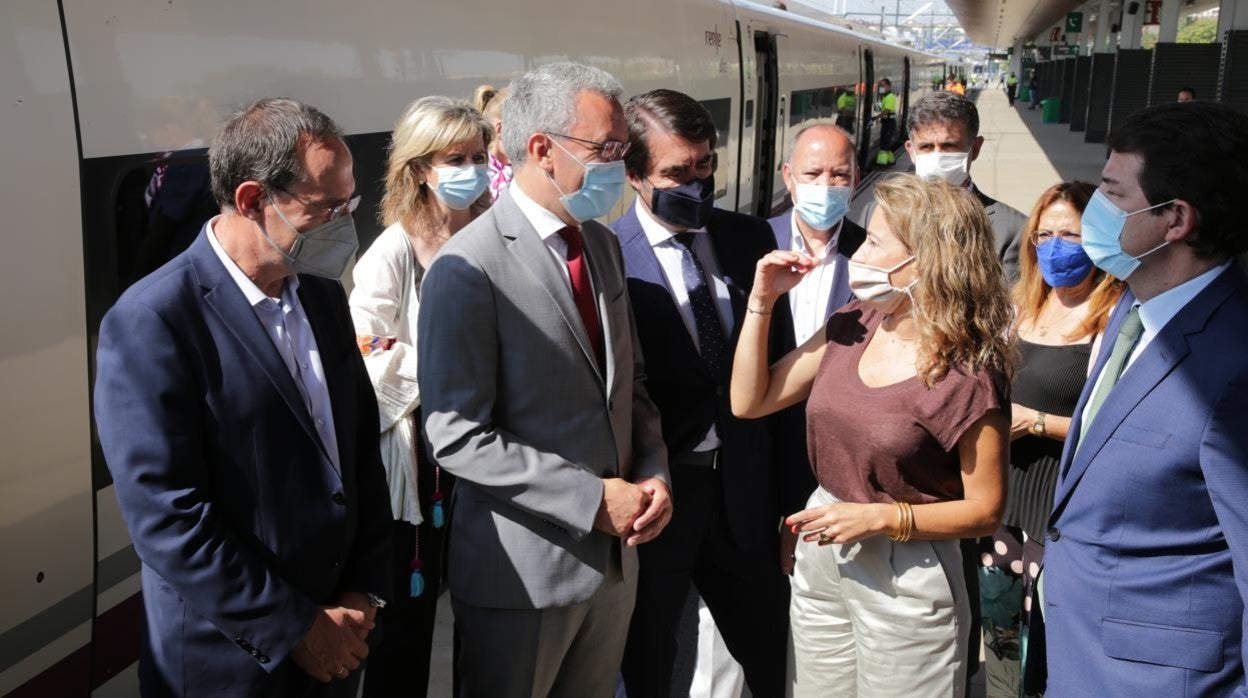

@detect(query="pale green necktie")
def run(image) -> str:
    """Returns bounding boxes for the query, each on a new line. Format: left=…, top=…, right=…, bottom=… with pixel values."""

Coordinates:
left=1078, top=305, right=1144, bottom=447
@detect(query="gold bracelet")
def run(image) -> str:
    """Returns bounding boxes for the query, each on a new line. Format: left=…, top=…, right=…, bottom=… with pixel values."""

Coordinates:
left=904, top=502, right=916, bottom=542
left=746, top=305, right=772, bottom=316
left=888, top=502, right=904, bottom=541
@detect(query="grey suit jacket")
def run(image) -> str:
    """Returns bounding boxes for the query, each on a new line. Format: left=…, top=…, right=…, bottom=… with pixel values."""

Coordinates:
left=417, top=188, right=669, bottom=610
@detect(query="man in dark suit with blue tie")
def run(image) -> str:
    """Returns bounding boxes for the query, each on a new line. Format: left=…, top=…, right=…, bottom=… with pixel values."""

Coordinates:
left=612, top=89, right=791, bottom=698
left=93, top=98, right=392, bottom=697
left=767, top=124, right=865, bottom=551
left=1041, top=101, right=1248, bottom=696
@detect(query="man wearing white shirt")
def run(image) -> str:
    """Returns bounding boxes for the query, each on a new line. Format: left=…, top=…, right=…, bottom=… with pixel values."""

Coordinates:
left=611, top=88, right=790, bottom=698
left=766, top=124, right=866, bottom=572
left=1039, top=100, right=1248, bottom=696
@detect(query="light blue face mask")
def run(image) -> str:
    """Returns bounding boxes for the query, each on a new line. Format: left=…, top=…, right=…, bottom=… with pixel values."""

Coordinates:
left=546, top=137, right=625, bottom=222
left=794, top=182, right=851, bottom=230
left=1080, top=189, right=1175, bottom=279
left=431, top=163, right=490, bottom=210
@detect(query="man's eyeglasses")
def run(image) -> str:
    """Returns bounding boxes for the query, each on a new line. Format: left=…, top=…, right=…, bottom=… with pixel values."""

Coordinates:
left=1030, top=228, right=1082, bottom=245
left=273, top=188, right=362, bottom=222
left=546, top=132, right=631, bottom=162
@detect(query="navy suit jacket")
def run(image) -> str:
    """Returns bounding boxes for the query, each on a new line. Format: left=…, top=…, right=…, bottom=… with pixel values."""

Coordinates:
left=93, top=229, right=392, bottom=698
left=1043, top=265, right=1248, bottom=696
left=766, top=212, right=865, bottom=513
left=610, top=206, right=795, bottom=553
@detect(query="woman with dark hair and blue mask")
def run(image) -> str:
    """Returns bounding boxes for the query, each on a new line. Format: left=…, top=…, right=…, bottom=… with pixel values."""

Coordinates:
left=976, top=180, right=1123, bottom=694
left=348, top=95, right=492, bottom=698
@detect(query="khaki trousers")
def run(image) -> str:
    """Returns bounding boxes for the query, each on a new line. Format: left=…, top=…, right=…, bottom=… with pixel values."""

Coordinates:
left=788, top=488, right=969, bottom=697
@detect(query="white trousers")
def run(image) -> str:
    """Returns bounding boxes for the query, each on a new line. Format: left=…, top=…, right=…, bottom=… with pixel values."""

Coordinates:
left=690, top=596, right=745, bottom=698
left=788, top=488, right=969, bottom=697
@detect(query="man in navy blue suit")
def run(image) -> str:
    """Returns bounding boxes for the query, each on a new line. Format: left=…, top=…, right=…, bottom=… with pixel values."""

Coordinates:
left=1041, top=101, right=1248, bottom=695
left=767, top=123, right=865, bottom=555
left=93, top=98, right=392, bottom=697
left=612, top=89, right=791, bottom=698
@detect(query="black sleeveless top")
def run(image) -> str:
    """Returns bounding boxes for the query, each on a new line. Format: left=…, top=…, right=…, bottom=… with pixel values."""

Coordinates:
left=1004, top=339, right=1093, bottom=541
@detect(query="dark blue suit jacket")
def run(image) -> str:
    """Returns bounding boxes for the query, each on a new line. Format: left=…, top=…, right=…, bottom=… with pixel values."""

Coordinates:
left=610, top=206, right=795, bottom=553
left=765, top=213, right=865, bottom=514
left=1044, top=265, right=1248, bottom=696
left=93, top=229, right=392, bottom=697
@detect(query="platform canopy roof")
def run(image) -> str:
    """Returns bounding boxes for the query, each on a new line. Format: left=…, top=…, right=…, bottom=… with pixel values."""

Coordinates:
left=945, top=0, right=1087, bottom=49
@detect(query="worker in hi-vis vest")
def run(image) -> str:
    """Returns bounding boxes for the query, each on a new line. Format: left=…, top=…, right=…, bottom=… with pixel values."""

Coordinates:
left=836, top=87, right=857, bottom=134
left=875, top=78, right=898, bottom=166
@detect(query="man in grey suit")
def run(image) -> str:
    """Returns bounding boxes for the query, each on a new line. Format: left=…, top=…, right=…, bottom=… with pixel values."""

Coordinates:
left=902, top=91, right=1027, bottom=282
left=418, top=62, right=671, bottom=697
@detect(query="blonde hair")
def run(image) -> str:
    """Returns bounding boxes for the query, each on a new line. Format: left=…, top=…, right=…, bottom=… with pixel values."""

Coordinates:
left=379, top=96, right=493, bottom=233
left=1014, top=181, right=1124, bottom=340
left=873, top=174, right=1016, bottom=385
left=470, top=84, right=498, bottom=114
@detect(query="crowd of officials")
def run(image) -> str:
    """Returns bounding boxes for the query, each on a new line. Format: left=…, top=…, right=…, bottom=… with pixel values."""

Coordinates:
left=91, top=60, right=1248, bottom=698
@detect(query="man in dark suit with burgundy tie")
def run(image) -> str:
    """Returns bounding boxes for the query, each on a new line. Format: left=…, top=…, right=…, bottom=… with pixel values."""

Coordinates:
left=612, top=89, right=792, bottom=698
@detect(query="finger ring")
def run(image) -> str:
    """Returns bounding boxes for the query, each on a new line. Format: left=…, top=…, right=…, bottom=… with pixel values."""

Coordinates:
left=337, top=666, right=348, bottom=678
left=818, top=531, right=831, bottom=543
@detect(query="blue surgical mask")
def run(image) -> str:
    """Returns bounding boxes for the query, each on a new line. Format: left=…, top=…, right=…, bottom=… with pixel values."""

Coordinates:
left=794, top=182, right=851, bottom=230
left=1080, top=189, right=1174, bottom=279
left=431, top=164, right=489, bottom=210
left=1035, top=237, right=1094, bottom=288
left=547, top=138, right=625, bottom=222
left=265, top=198, right=359, bottom=279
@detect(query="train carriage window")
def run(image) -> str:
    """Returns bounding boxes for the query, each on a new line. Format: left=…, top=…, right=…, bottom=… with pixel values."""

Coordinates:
left=820, top=88, right=835, bottom=118
left=698, top=98, right=732, bottom=200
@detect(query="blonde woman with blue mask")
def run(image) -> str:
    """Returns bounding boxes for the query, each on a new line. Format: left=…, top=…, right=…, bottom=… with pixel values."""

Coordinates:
left=348, top=95, right=492, bottom=698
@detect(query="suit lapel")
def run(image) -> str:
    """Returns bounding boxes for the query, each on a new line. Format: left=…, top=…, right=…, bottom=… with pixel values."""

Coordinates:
left=706, top=214, right=746, bottom=338
left=191, top=231, right=325, bottom=452
left=496, top=191, right=603, bottom=383
left=829, top=253, right=853, bottom=311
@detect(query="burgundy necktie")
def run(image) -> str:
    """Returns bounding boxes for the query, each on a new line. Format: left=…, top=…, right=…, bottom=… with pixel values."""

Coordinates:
left=558, top=226, right=604, bottom=366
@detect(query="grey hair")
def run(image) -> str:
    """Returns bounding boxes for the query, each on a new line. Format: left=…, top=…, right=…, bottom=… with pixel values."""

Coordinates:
left=787, top=121, right=858, bottom=175
left=502, top=62, right=624, bottom=165
left=905, top=91, right=980, bottom=140
left=209, top=97, right=344, bottom=210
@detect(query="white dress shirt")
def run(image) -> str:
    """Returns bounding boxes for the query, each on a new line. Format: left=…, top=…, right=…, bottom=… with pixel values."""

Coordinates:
left=1087, top=261, right=1231, bottom=401
left=787, top=211, right=843, bottom=346
left=510, top=181, right=574, bottom=288
left=635, top=199, right=733, bottom=451
left=208, top=220, right=341, bottom=472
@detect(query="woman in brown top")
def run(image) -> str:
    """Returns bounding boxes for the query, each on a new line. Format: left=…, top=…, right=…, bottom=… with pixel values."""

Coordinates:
left=731, top=174, right=1014, bottom=696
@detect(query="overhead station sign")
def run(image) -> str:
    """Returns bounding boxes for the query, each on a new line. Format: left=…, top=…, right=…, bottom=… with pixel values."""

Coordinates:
left=1065, top=12, right=1084, bottom=33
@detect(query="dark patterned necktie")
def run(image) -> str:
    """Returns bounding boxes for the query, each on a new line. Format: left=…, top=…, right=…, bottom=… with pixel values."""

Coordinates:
left=671, top=233, right=729, bottom=381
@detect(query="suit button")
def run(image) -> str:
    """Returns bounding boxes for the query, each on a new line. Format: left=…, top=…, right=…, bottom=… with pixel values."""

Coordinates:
left=250, top=648, right=260, bottom=658
left=1048, top=527, right=1061, bottom=542
left=716, top=386, right=725, bottom=397
left=331, top=560, right=342, bottom=569
left=258, top=655, right=270, bottom=664
left=331, top=491, right=346, bottom=505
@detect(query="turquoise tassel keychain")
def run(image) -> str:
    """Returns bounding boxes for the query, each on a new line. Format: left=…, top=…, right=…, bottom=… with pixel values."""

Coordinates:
left=431, top=466, right=445, bottom=529
left=409, top=537, right=425, bottom=598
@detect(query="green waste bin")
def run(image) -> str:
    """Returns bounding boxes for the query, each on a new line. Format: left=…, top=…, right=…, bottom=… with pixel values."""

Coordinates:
left=1018, top=86, right=1031, bottom=102
left=1041, top=98, right=1061, bottom=123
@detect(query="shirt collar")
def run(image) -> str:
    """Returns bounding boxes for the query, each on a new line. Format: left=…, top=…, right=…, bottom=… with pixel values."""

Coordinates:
left=635, top=198, right=707, bottom=248
left=510, top=179, right=570, bottom=243
left=789, top=210, right=840, bottom=262
left=206, top=217, right=298, bottom=308
left=1137, top=261, right=1232, bottom=339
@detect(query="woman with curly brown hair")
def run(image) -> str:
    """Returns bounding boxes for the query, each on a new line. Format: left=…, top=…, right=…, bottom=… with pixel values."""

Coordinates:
left=730, top=174, right=1014, bottom=696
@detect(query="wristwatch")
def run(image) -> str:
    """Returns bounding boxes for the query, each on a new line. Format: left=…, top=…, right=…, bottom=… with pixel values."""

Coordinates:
left=366, top=593, right=387, bottom=609
left=1031, top=411, right=1047, bottom=438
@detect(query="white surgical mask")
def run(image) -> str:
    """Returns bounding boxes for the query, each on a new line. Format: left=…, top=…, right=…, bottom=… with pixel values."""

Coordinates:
left=848, top=255, right=916, bottom=314
left=913, top=151, right=970, bottom=185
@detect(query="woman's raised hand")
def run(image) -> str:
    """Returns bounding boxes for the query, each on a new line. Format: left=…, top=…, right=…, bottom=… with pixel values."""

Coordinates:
left=750, top=250, right=817, bottom=307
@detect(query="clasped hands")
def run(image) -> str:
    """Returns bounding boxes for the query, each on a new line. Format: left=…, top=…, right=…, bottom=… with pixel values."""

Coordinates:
left=595, top=476, right=672, bottom=546
left=291, top=591, right=376, bottom=683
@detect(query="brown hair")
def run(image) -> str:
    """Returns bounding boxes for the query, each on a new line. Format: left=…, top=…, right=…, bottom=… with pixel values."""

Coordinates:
left=623, top=89, right=718, bottom=178
left=470, top=84, right=498, bottom=114
left=873, top=174, right=1016, bottom=386
left=1014, top=181, right=1124, bottom=340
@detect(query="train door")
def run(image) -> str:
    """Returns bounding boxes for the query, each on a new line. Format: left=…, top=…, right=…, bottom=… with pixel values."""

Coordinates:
left=901, top=56, right=912, bottom=144
left=751, top=31, right=779, bottom=218
left=858, top=48, right=874, bottom=172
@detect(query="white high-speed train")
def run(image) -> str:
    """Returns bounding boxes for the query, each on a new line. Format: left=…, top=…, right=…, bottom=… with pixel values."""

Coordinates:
left=0, top=1, right=943, bottom=694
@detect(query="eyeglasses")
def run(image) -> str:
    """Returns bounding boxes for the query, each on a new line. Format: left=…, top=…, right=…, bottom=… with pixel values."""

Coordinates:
left=1030, top=228, right=1082, bottom=245
left=273, top=188, right=361, bottom=222
left=546, top=132, right=631, bottom=162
